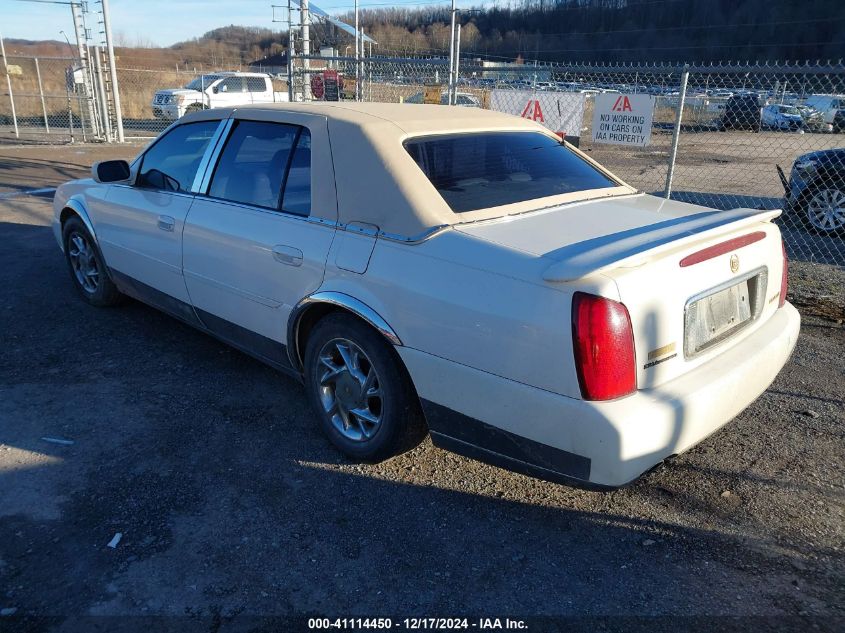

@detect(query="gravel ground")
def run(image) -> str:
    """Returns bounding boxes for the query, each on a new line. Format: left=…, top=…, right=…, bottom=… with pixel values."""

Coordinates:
left=0, top=147, right=843, bottom=631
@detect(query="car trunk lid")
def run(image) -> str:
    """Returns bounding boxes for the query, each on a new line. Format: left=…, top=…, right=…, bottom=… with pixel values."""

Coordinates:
left=456, top=193, right=786, bottom=389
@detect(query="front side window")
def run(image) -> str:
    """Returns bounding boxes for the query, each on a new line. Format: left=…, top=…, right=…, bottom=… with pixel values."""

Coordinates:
left=137, top=120, right=219, bottom=192
left=405, top=131, right=617, bottom=213
left=208, top=120, right=311, bottom=215
left=184, top=75, right=222, bottom=91
left=219, top=77, right=245, bottom=93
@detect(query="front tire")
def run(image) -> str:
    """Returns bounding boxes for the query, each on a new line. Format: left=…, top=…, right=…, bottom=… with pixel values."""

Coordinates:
left=303, top=313, right=426, bottom=462
left=62, top=216, right=122, bottom=306
left=803, top=187, right=845, bottom=236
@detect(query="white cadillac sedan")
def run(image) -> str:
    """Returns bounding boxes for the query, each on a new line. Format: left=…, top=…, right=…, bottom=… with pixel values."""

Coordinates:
left=52, top=103, right=800, bottom=488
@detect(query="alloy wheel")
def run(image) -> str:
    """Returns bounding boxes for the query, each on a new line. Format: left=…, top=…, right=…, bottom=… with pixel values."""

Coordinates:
left=316, top=338, right=383, bottom=442
left=67, top=231, right=100, bottom=293
left=807, top=188, right=845, bottom=232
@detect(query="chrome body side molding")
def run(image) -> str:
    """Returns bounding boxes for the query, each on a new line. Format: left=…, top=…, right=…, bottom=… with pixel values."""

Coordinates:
left=290, top=216, right=450, bottom=245
left=287, top=291, right=402, bottom=370
left=59, top=197, right=98, bottom=248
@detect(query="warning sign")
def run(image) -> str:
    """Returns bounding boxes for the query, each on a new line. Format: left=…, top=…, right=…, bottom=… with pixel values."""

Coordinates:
left=591, top=93, right=655, bottom=147
left=323, top=70, right=340, bottom=102
left=423, top=85, right=442, bottom=105
left=489, top=90, right=585, bottom=145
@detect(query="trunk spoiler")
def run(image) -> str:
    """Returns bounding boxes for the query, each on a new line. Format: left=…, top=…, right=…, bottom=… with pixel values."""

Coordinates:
left=543, top=207, right=781, bottom=282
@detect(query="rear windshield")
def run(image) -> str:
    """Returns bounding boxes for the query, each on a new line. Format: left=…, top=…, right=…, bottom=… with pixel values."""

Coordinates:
left=404, top=132, right=617, bottom=213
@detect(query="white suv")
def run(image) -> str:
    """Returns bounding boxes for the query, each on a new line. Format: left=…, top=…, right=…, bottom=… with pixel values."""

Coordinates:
left=152, top=72, right=288, bottom=120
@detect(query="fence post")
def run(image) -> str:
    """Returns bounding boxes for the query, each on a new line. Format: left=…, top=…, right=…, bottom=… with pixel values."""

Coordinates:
left=65, top=77, right=74, bottom=143
left=35, top=58, right=50, bottom=134
left=0, top=32, right=19, bottom=139
left=664, top=64, right=689, bottom=199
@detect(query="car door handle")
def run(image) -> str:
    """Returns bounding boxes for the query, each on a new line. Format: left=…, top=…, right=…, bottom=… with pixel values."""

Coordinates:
left=157, top=215, right=175, bottom=232
left=272, top=245, right=303, bottom=267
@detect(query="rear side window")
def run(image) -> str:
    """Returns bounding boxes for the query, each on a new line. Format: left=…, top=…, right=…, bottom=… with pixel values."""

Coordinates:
left=282, top=131, right=311, bottom=215
left=137, top=120, right=219, bottom=192
left=405, top=132, right=616, bottom=213
left=208, top=120, right=311, bottom=215
left=245, top=77, right=266, bottom=92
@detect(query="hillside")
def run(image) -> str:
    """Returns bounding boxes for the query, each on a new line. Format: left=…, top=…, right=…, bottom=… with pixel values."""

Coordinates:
left=344, top=0, right=845, bottom=63
left=4, top=0, right=843, bottom=68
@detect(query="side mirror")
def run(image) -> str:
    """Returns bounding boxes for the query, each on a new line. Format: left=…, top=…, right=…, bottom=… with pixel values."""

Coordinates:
left=91, top=160, right=130, bottom=183
left=212, top=86, right=219, bottom=94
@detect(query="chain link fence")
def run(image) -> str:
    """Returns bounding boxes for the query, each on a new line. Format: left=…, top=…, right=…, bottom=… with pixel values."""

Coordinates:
left=3, top=53, right=843, bottom=266
left=291, top=55, right=845, bottom=267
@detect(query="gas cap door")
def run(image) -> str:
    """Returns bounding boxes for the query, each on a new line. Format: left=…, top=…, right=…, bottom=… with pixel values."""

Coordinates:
left=335, top=222, right=379, bottom=274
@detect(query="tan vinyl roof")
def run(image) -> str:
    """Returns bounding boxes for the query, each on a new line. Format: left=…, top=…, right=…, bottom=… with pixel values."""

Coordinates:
left=186, top=103, right=634, bottom=237
left=236, top=101, right=546, bottom=135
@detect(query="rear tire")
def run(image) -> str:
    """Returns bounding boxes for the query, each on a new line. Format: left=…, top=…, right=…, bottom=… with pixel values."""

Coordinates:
left=303, top=312, right=426, bottom=462
left=62, top=216, right=122, bottom=306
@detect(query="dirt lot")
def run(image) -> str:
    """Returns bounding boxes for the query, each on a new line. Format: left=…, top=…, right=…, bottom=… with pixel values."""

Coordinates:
left=0, top=145, right=843, bottom=631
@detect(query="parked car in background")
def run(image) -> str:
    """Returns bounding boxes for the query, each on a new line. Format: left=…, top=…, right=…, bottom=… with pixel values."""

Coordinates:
left=795, top=105, right=829, bottom=133
left=403, top=91, right=481, bottom=107
left=778, top=148, right=845, bottom=235
left=720, top=94, right=761, bottom=131
left=152, top=72, right=288, bottom=120
left=761, top=104, right=804, bottom=131
left=834, top=109, right=845, bottom=133
left=53, top=103, right=798, bottom=488
left=803, top=94, right=845, bottom=128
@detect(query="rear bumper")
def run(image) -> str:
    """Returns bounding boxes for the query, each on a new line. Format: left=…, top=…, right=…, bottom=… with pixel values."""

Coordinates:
left=401, top=303, right=800, bottom=488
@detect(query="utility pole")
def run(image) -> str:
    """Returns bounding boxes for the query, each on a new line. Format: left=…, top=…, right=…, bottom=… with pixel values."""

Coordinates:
left=286, top=0, right=294, bottom=101
left=272, top=3, right=295, bottom=101
left=70, top=1, right=99, bottom=138
left=101, top=0, right=124, bottom=141
left=354, top=0, right=360, bottom=101
left=448, top=0, right=457, bottom=105
left=301, top=0, right=311, bottom=100
left=454, top=22, right=461, bottom=102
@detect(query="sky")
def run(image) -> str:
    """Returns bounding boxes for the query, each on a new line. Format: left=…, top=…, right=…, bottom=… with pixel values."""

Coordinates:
left=1, top=0, right=470, bottom=47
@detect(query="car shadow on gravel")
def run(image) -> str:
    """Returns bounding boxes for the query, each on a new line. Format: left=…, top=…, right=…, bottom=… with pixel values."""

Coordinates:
left=0, top=158, right=85, bottom=193
left=1, top=219, right=841, bottom=626
left=1, top=431, right=834, bottom=622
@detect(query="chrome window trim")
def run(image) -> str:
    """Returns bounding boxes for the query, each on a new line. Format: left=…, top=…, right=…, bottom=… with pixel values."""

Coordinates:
left=377, top=224, right=449, bottom=244
left=194, top=118, right=234, bottom=194
left=190, top=195, right=313, bottom=221
left=196, top=119, right=311, bottom=215
left=132, top=119, right=220, bottom=192
left=683, top=266, right=768, bottom=360
left=108, top=182, right=197, bottom=202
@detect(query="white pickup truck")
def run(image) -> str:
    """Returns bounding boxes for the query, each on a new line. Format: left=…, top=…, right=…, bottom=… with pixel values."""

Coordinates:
left=151, top=71, right=289, bottom=120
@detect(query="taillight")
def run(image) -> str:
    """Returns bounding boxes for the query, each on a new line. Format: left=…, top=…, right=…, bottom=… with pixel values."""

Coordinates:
left=571, top=292, right=637, bottom=401
left=779, top=239, right=788, bottom=308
